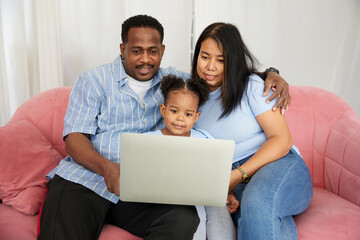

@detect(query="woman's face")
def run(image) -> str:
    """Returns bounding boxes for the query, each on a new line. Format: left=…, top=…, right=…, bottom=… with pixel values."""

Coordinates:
left=196, top=38, right=224, bottom=92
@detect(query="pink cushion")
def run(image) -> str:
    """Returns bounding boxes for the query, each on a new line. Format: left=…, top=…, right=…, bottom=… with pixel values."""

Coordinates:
left=99, top=225, right=142, bottom=240
left=0, top=120, right=62, bottom=215
left=8, top=86, right=71, bottom=158
left=294, top=187, right=360, bottom=240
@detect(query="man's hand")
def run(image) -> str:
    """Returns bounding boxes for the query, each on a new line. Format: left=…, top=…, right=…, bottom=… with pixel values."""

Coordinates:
left=103, top=161, right=120, bottom=196
left=227, top=192, right=239, bottom=214
left=263, top=71, right=291, bottom=114
left=64, top=132, right=121, bottom=196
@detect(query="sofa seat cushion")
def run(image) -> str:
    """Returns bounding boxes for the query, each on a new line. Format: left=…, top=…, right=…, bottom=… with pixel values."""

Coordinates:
left=0, top=204, right=142, bottom=240
left=0, top=204, right=37, bottom=240
left=294, top=187, right=360, bottom=240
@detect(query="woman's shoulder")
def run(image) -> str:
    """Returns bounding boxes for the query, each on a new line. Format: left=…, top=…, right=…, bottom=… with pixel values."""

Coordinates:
left=243, top=73, right=266, bottom=97
left=248, top=73, right=265, bottom=86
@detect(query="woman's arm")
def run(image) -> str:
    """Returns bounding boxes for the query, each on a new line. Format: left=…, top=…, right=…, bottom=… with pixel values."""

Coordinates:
left=229, top=108, right=293, bottom=191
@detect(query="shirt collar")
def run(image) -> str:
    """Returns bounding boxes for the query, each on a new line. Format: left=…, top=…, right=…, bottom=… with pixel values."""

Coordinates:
left=114, top=55, right=163, bottom=88
left=209, top=87, right=222, bottom=99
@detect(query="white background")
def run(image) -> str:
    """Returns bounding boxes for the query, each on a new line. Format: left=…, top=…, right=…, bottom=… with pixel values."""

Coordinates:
left=1, top=0, right=359, bottom=125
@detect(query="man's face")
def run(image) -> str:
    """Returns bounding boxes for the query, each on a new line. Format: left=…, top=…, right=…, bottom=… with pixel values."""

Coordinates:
left=120, top=27, right=165, bottom=81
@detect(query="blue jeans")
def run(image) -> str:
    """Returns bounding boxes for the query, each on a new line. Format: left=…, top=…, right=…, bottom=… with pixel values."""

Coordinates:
left=232, top=149, right=313, bottom=240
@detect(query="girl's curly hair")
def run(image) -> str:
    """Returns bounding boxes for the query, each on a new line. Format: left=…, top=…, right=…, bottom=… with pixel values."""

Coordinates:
left=160, top=74, right=210, bottom=108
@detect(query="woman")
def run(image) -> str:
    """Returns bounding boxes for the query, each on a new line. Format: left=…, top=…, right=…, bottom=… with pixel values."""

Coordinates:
left=192, top=23, right=313, bottom=240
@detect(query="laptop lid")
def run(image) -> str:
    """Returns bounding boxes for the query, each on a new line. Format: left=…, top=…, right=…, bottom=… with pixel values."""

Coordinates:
left=119, top=132, right=235, bottom=207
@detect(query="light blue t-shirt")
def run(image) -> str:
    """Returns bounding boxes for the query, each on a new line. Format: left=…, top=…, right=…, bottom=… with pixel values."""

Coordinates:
left=147, top=128, right=213, bottom=139
left=47, top=55, right=190, bottom=203
left=195, top=74, right=280, bottom=163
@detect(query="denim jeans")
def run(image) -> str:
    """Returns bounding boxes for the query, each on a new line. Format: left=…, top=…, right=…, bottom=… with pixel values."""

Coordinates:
left=232, top=149, right=313, bottom=240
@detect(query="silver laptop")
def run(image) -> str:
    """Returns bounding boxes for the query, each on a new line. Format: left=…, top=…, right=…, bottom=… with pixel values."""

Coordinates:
left=119, top=132, right=235, bottom=207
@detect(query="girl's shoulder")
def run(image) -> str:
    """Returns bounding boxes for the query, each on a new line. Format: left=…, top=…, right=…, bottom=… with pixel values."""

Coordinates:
left=191, top=128, right=214, bottom=139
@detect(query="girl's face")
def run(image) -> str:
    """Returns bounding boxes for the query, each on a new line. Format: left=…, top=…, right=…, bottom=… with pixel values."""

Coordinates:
left=196, top=38, right=224, bottom=92
left=160, top=90, right=201, bottom=137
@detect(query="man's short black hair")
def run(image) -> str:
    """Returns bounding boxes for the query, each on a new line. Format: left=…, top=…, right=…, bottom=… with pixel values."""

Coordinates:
left=121, top=15, right=164, bottom=43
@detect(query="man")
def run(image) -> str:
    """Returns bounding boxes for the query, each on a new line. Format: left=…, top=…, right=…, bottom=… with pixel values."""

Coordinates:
left=38, top=15, right=291, bottom=240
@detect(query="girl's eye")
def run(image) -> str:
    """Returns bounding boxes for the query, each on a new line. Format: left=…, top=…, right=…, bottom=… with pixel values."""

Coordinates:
left=171, top=110, right=177, bottom=113
left=186, top=113, right=193, bottom=117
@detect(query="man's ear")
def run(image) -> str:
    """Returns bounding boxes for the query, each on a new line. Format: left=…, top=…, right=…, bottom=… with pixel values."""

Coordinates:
left=160, top=103, right=166, bottom=117
left=120, top=43, right=125, bottom=56
left=161, top=44, right=165, bottom=58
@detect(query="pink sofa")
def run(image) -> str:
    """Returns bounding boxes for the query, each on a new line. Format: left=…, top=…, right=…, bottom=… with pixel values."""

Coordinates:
left=0, top=86, right=359, bottom=240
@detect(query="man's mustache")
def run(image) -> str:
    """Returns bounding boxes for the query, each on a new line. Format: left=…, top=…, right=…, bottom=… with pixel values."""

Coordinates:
left=136, top=64, right=154, bottom=69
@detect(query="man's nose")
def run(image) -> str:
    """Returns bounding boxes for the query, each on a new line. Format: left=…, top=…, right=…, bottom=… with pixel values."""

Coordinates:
left=140, top=52, right=150, bottom=63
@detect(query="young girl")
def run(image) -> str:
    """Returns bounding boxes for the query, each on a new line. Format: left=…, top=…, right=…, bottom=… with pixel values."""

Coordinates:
left=191, top=23, right=313, bottom=240
left=148, top=74, right=238, bottom=240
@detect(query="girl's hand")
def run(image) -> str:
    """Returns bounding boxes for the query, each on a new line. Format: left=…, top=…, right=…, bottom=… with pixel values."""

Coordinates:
left=227, top=192, right=240, bottom=214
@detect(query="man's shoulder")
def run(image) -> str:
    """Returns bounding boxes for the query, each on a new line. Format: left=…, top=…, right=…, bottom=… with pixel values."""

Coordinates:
left=158, top=66, right=190, bottom=79
left=79, top=56, right=120, bottom=77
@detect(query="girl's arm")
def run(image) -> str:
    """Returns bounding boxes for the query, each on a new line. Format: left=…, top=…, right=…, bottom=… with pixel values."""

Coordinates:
left=229, top=108, right=293, bottom=191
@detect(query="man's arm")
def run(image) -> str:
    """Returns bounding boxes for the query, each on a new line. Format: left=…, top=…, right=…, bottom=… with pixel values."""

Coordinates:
left=64, top=132, right=120, bottom=196
left=258, top=68, right=292, bottom=114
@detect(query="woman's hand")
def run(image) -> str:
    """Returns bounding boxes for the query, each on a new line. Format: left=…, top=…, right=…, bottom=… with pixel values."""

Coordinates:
left=263, top=71, right=291, bottom=114
left=227, top=192, right=240, bottom=214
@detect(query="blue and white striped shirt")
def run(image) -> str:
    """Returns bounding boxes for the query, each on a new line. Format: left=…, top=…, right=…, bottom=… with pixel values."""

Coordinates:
left=47, top=55, right=190, bottom=203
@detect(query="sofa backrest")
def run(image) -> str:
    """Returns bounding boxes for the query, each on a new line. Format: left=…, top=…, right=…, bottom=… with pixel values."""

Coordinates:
left=6, top=86, right=360, bottom=206
left=8, top=87, right=72, bottom=158
left=286, top=86, right=360, bottom=205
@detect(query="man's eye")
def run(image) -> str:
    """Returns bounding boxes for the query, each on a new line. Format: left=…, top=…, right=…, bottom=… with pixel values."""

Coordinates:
left=132, top=50, right=141, bottom=54
left=149, top=49, right=158, bottom=55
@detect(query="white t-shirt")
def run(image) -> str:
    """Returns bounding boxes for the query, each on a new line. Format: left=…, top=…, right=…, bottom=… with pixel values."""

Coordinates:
left=127, top=76, right=153, bottom=108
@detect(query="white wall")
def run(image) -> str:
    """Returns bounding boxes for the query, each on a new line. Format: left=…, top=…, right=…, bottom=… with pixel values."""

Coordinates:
left=193, top=0, right=360, bottom=117
left=1, top=0, right=359, bottom=125
left=60, top=0, right=193, bottom=86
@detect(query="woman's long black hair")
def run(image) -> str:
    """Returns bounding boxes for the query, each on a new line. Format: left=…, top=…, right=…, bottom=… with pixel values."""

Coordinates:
left=191, top=23, right=259, bottom=118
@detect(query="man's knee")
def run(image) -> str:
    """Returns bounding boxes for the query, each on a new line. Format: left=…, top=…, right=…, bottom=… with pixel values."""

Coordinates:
left=168, top=205, right=200, bottom=238
left=172, top=205, right=200, bottom=229
left=146, top=205, right=200, bottom=240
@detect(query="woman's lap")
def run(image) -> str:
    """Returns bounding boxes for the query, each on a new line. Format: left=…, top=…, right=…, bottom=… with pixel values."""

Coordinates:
left=231, top=150, right=313, bottom=239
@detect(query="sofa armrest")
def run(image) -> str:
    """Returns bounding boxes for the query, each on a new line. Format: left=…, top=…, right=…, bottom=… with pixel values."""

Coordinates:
left=324, top=109, right=360, bottom=206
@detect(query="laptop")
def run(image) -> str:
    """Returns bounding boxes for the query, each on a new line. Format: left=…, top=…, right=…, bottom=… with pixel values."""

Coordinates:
left=119, top=132, right=235, bottom=207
